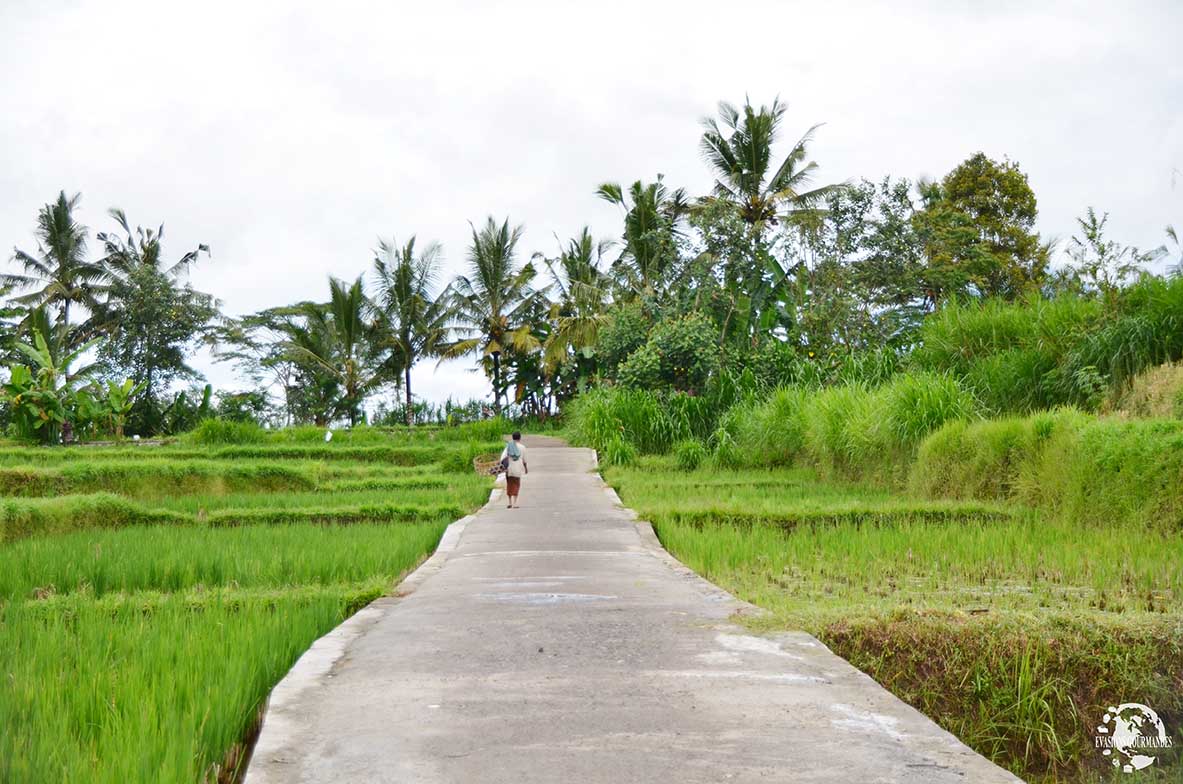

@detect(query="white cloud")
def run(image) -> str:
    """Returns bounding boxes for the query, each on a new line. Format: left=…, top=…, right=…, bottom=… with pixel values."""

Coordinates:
left=2, top=0, right=1180, bottom=402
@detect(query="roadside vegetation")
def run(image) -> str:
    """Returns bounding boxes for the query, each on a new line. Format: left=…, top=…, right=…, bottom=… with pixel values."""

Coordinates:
left=0, top=424, right=496, bottom=783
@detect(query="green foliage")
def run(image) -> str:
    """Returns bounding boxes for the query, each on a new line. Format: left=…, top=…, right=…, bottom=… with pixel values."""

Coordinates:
left=617, top=312, right=719, bottom=393
left=914, top=152, right=1048, bottom=304
left=615, top=342, right=662, bottom=389
left=672, top=439, right=708, bottom=471
left=587, top=301, right=649, bottom=378
left=187, top=418, right=268, bottom=445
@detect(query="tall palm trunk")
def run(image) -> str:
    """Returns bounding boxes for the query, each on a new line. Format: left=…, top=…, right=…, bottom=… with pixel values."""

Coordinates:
left=404, top=364, right=413, bottom=426
left=492, top=352, right=501, bottom=416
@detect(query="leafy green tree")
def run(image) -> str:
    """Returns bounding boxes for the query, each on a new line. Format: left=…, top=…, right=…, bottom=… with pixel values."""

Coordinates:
left=100, top=379, right=147, bottom=439
left=914, top=153, right=1049, bottom=305
left=92, top=209, right=216, bottom=434
left=444, top=217, right=540, bottom=414
left=596, top=177, right=688, bottom=297
left=1062, top=208, right=1155, bottom=304
left=694, top=98, right=844, bottom=346
left=595, top=301, right=650, bottom=380
left=617, top=312, right=718, bottom=393
left=215, top=390, right=270, bottom=424
left=4, top=191, right=109, bottom=336
left=214, top=306, right=316, bottom=426
left=371, top=236, right=450, bottom=425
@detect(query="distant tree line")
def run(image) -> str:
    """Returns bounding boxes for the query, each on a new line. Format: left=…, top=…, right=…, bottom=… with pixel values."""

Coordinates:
left=3, top=96, right=1177, bottom=441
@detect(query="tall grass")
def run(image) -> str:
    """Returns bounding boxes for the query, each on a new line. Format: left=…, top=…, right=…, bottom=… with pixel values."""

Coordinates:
left=566, top=387, right=692, bottom=454
left=914, top=277, right=1183, bottom=413
left=910, top=409, right=1183, bottom=530
left=186, top=418, right=268, bottom=445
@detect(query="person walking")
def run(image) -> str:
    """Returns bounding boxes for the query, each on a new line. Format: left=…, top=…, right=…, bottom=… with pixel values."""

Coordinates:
left=500, top=431, right=528, bottom=508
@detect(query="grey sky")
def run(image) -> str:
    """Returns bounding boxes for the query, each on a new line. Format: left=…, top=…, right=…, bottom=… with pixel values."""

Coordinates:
left=2, top=1, right=1180, bottom=406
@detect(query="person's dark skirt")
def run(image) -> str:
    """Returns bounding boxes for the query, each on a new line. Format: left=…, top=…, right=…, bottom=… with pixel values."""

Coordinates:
left=506, top=476, right=521, bottom=495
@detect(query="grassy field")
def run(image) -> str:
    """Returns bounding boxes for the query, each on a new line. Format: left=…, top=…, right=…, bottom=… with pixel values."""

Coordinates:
left=605, top=457, right=1183, bottom=783
left=0, top=427, right=498, bottom=783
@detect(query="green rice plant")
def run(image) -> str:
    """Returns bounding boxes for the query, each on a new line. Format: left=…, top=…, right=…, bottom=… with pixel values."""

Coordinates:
left=0, top=592, right=356, bottom=783
left=432, top=417, right=512, bottom=442
left=608, top=457, right=1182, bottom=781
left=673, top=439, right=708, bottom=471
left=205, top=502, right=465, bottom=527
left=437, top=440, right=506, bottom=472
left=0, top=494, right=188, bottom=543
left=0, top=460, right=319, bottom=497
left=186, top=418, right=268, bottom=445
left=0, top=521, right=447, bottom=600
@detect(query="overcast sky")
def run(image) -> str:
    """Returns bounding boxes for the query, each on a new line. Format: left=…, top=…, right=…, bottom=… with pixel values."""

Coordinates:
left=2, top=1, right=1180, bottom=407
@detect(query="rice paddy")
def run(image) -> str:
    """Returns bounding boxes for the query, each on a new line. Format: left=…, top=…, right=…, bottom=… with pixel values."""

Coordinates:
left=0, top=428, right=497, bottom=783
left=605, top=457, right=1183, bottom=783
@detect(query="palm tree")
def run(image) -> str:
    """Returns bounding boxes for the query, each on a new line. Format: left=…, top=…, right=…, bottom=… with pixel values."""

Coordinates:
left=444, top=217, right=540, bottom=414
left=595, top=176, right=688, bottom=296
left=371, top=236, right=450, bottom=425
left=4, top=191, right=108, bottom=334
left=537, top=228, right=611, bottom=374
left=283, top=277, right=385, bottom=426
left=698, top=97, right=843, bottom=228
left=96, top=208, right=209, bottom=281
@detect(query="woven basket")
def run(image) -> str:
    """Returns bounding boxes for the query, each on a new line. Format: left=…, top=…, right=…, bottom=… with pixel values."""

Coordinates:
left=472, top=453, right=503, bottom=476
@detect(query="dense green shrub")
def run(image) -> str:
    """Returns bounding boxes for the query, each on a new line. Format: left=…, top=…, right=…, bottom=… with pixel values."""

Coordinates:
left=673, top=439, right=707, bottom=471
left=187, top=419, right=267, bottom=445
left=615, top=312, right=719, bottom=394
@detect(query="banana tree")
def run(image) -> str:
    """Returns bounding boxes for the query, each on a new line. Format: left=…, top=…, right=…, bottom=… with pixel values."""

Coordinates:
left=102, top=378, right=147, bottom=439
left=3, top=326, right=100, bottom=443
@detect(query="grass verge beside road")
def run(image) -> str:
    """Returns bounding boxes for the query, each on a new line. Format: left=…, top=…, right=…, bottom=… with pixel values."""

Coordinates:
left=606, top=457, right=1183, bottom=783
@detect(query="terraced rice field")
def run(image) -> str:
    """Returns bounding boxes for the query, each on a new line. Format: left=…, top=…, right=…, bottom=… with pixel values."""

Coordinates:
left=605, top=458, right=1183, bottom=783
left=0, top=427, right=497, bottom=783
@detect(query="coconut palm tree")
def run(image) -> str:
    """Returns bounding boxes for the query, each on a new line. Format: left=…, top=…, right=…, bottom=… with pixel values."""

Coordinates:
left=537, top=228, right=611, bottom=375
left=283, top=277, right=385, bottom=426
left=595, top=176, right=688, bottom=296
left=444, top=217, right=540, bottom=414
left=96, top=208, right=209, bottom=280
left=699, top=97, right=843, bottom=228
left=4, top=191, right=108, bottom=335
left=371, top=236, right=450, bottom=425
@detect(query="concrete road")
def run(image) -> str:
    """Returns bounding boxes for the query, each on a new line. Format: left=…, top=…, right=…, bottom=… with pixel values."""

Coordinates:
left=245, top=437, right=1022, bottom=783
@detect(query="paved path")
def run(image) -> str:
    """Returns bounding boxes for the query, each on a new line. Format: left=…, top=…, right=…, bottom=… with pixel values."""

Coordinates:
left=245, top=438, right=1021, bottom=783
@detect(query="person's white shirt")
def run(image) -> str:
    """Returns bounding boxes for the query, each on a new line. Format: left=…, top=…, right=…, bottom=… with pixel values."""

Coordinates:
left=499, top=442, right=527, bottom=478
